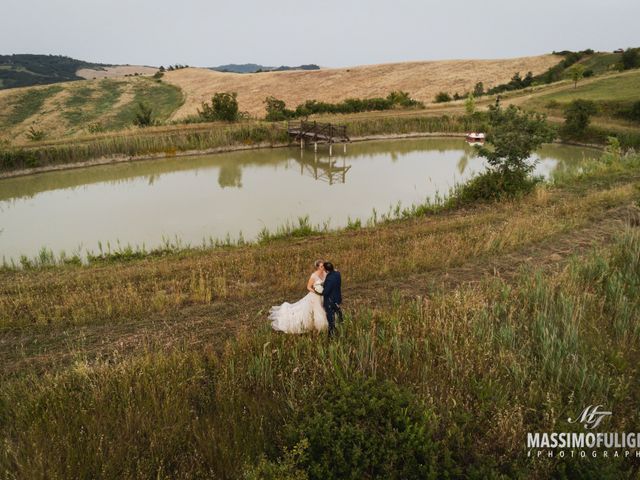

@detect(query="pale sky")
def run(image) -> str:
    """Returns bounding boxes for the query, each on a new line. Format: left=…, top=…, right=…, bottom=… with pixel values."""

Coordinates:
left=2, top=0, right=639, bottom=68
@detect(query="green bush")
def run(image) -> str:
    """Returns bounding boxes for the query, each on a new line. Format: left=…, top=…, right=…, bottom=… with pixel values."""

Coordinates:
left=199, top=92, right=239, bottom=122
left=450, top=169, right=542, bottom=206
left=620, top=48, right=640, bottom=70
left=434, top=91, right=452, bottom=103
left=561, top=99, right=598, bottom=139
left=243, top=440, right=309, bottom=480
left=263, top=92, right=422, bottom=121
left=283, top=377, right=444, bottom=480
left=625, top=100, right=640, bottom=123
left=264, top=96, right=295, bottom=121
left=386, top=90, right=422, bottom=108
left=133, top=101, right=153, bottom=127
left=25, top=125, right=46, bottom=141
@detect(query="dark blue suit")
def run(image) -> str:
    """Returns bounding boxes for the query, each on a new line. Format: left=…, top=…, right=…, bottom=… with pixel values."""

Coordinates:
left=322, top=271, right=343, bottom=335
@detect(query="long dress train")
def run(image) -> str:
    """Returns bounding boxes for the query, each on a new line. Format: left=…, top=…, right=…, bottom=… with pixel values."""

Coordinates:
left=269, top=273, right=328, bottom=333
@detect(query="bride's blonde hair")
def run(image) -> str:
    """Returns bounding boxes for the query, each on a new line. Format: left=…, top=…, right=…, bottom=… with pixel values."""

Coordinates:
left=314, top=259, right=324, bottom=269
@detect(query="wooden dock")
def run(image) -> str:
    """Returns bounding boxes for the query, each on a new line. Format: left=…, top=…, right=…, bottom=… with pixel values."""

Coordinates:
left=287, top=120, right=350, bottom=146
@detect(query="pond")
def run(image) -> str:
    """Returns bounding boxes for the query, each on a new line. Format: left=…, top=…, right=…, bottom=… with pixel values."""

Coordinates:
left=0, top=137, right=600, bottom=262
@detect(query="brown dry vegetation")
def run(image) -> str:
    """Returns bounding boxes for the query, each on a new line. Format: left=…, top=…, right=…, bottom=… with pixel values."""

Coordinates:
left=76, top=65, right=157, bottom=79
left=163, top=55, right=560, bottom=119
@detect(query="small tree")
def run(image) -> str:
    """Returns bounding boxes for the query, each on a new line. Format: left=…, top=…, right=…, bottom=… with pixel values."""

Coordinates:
left=473, top=82, right=484, bottom=97
left=133, top=102, right=153, bottom=127
left=199, top=92, right=239, bottom=122
left=477, top=104, right=556, bottom=174
left=567, top=64, right=585, bottom=88
left=621, top=48, right=640, bottom=70
left=464, top=93, right=476, bottom=116
left=562, top=99, right=597, bottom=139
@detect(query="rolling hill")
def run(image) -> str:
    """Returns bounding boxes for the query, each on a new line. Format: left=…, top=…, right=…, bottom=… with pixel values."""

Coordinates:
left=164, top=55, right=561, bottom=119
left=4, top=52, right=625, bottom=142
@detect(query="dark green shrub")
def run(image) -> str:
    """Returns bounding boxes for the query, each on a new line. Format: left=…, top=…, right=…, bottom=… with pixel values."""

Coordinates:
left=620, top=48, right=640, bottom=70
left=561, top=99, right=598, bottom=139
left=284, top=376, right=444, bottom=480
left=264, top=96, right=295, bottom=121
left=450, top=169, right=542, bottom=205
left=627, top=101, right=640, bottom=123
left=434, top=91, right=452, bottom=103
left=25, top=125, right=46, bottom=141
left=133, top=102, right=153, bottom=127
left=264, top=93, right=422, bottom=121
left=386, top=90, right=423, bottom=108
left=198, top=92, right=239, bottom=122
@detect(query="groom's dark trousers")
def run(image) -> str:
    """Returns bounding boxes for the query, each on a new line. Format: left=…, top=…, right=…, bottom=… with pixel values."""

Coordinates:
left=322, top=271, right=342, bottom=336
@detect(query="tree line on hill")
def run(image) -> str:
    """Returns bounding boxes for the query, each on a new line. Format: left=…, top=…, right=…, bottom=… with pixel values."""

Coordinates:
left=0, top=54, right=108, bottom=89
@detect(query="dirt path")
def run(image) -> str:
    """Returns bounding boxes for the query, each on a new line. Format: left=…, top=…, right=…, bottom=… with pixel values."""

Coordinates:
left=2, top=203, right=637, bottom=378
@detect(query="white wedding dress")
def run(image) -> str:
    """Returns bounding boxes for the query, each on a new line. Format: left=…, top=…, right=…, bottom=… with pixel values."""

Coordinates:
left=269, top=272, right=328, bottom=333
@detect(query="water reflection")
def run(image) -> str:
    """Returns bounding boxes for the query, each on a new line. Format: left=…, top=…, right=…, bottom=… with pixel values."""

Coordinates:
left=0, top=138, right=601, bottom=261
left=297, top=151, right=352, bottom=184
left=219, top=162, right=243, bottom=188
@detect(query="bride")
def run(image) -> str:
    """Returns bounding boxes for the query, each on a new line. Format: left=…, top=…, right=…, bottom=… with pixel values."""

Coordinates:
left=269, top=259, right=328, bottom=333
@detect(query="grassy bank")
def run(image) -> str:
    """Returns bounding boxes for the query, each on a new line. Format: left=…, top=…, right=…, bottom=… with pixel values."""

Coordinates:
left=0, top=113, right=488, bottom=174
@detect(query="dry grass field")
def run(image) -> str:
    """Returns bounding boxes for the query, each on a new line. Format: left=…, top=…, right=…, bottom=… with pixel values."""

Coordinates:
left=164, top=55, right=561, bottom=119
left=76, top=65, right=158, bottom=79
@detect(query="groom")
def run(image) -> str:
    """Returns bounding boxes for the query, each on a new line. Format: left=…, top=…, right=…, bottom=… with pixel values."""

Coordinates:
left=322, top=262, right=343, bottom=337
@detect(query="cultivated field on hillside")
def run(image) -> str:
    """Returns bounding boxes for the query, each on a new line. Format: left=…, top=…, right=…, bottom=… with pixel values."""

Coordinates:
left=0, top=77, right=183, bottom=141
left=164, top=55, right=561, bottom=119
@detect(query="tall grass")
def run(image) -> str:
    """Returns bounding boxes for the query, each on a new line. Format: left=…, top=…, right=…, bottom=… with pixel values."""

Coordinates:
left=0, top=113, right=486, bottom=173
left=2, top=230, right=639, bottom=478
left=0, top=123, right=289, bottom=172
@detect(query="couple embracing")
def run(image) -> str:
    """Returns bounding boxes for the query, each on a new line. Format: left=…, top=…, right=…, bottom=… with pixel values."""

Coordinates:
left=269, top=260, right=343, bottom=336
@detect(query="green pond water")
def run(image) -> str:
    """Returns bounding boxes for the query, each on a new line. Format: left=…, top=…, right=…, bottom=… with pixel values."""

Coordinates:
left=0, top=137, right=600, bottom=262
